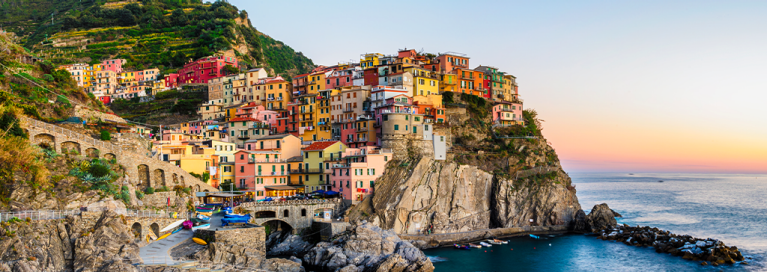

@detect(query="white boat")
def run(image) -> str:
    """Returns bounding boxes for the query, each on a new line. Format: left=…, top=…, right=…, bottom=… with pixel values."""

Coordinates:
left=192, top=223, right=210, bottom=231
left=468, top=243, right=482, bottom=248
left=488, top=239, right=502, bottom=245
left=493, top=239, right=508, bottom=244
left=479, top=242, right=492, bottom=247
left=160, top=219, right=186, bottom=232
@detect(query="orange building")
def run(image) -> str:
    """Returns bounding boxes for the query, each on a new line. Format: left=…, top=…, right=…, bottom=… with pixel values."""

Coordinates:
left=455, top=68, right=485, bottom=97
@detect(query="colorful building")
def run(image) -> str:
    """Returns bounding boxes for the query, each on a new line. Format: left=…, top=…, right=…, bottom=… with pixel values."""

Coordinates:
left=173, top=55, right=238, bottom=85
left=301, top=141, right=347, bottom=192
left=492, top=101, right=525, bottom=126
left=331, top=146, right=392, bottom=202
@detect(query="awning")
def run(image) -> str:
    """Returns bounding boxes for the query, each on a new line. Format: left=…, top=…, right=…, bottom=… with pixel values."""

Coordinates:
left=264, top=185, right=303, bottom=190
left=206, top=193, right=244, bottom=198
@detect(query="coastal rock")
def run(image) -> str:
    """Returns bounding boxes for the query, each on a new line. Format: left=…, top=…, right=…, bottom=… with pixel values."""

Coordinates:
left=570, top=209, right=590, bottom=232
left=86, top=200, right=128, bottom=215
left=73, top=211, right=140, bottom=272
left=586, top=204, right=617, bottom=232
left=303, top=223, right=434, bottom=272
left=267, top=233, right=313, bottom=256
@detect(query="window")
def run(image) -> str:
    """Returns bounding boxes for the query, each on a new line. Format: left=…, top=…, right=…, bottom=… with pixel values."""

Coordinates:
left=415, top=117, right=420, bottom=122
left=240, top=166, right=244, bottom=173
left=394, top=124, right=399, bottom=130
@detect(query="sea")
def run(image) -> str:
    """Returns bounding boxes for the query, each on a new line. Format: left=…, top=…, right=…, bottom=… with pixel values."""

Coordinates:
left=425, top=173, right=767, bottom=271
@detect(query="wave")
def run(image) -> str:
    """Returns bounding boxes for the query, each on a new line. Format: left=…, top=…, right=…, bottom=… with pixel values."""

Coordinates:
left=427, top=256, right=448, bottom=263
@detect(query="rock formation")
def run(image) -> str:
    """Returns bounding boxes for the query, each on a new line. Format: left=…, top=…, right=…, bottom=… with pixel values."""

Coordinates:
left=0, top=210, right=141, bottom=272
left=266, top=232, right=313, bottom=257
left=353, top=136, right=581, bottom=235
left=303, top=223, right=434, bottom=272
left=585, top=203, right=618, bottom=232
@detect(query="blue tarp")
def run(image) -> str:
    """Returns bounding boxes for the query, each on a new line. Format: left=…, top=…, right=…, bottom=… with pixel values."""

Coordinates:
left=221, top=214, right=251, bottom=226
left=310, top=190, right=325, bottom=194
left=324, top=191, right=339, bottom=196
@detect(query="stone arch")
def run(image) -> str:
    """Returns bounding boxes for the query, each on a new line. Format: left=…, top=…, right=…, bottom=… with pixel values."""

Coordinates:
left=103, top=153, right=116, bottom=161
left=301, top=209, right=307, bottom=217
left=283, top=209, right=289, bottom=218
left=131, top=222, right=142, bottom=238
left=180, top=175, right=185, bottom=185
left=261, top=219, right=293, bottom=235
left=153, top=169, right=166, bottom=187
left=85, top=148, right=99, bottom=158
left=195, top=184, right=200, bottom=193
left=172, top=173, right=179, bottom=184
left=255, top=211, right=276, bottom=218
left=61, top=141, right=81, bottom=155
left=150, top=223, right=160, bottom=238
left=33, top=133, right=55, bottom=151
left=138, top=164, right=150, bottom=188
left=204, top=189, right=209, bottom=192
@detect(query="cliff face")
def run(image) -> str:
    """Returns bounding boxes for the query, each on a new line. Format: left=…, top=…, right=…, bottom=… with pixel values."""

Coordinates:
left=350, top=93, right=582, bottom=235
left=361, top=138, right=580, bottom=235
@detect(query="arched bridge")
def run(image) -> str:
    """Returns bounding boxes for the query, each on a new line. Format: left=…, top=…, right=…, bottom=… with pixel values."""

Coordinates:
left=241, top=199, right=339, bottom=233
left=20, top=117, right=217, bottom=193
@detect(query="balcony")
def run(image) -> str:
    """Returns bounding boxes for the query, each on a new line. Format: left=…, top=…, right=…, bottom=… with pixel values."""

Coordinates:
left=289, top=168, right=324, bottom=174
left=288, top=119, right=298, bottom=123
left=256, top=171, right=287, bottom=176
left=343, top=108, right=355, bottom=113
left=357, top=126, right=369, bottom=132
left=302, top=126, right=314, bottom=131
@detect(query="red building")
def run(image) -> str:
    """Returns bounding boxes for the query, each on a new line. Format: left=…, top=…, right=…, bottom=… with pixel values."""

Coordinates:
left=363, top=68, right=379, bottom=86
left=172, top=55, right=238, bottom=85
left=164, top=73, right=179, bottom=89
left=325, top=68, right=356, bottom=89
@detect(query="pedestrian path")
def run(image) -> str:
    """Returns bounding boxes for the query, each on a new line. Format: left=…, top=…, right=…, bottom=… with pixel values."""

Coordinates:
left=139, top=229, right=194, bottom=265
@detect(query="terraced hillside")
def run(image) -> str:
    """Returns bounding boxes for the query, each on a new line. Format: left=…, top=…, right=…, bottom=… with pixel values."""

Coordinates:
left=5, top=0, right=314, bottom=78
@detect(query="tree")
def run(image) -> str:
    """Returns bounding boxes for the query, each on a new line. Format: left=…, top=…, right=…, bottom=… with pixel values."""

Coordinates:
left=222, top=64, right=238, bottom=75
left=100, top=130, right=111, bottom=140
left=171, top=8, right=188, bottom=26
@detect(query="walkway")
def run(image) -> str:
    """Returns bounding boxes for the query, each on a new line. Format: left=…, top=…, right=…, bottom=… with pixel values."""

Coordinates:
left=139, top=229, right=194, bottom=265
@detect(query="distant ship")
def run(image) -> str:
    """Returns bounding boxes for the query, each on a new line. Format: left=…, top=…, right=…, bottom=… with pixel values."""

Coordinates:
left=629, top=173, right=634, bottom=175
left=658, top=180, right=664, bottom=183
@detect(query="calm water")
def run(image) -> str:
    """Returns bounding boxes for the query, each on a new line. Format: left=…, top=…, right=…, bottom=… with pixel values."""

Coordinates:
left=426, top=173, right=767, bottom=271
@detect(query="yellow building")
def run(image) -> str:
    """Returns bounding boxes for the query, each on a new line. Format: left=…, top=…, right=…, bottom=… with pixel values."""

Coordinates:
left=263, top=77, right=290, bottom=111
left=360, top=53, right=384, bottom=70
left=306, top=71, right=327, bottom=94
left=118, top=71, right=136, bottom=86
left=405, top=67, right=440, bottom=98
left=296, top=94, right=318, bottom=141
left=301, top=141, right=347, bottom=192
left=316, top=88, right=337, bottom=141
left=440, top=73, right=457, bottom=94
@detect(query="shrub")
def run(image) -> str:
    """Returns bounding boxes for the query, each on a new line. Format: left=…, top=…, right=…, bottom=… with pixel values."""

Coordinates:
left=43, top=74, right=54, bottom=82
left=100, top=130, right=111, bottom=141
left=89, top=163, right=110, bottom=177
left=182, top=187, right=191, bottom=194
left=145, top=187, right=155, bottom=194
left=56, top=95, right=72, bottom=108
left=135, top=190, right=144, bottom=199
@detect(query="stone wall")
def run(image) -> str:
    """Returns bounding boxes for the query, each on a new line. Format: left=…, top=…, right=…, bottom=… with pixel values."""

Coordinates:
left=312, top=221, right=351, bottom=241
left=22, top=117, right=218, bottom=193
left=195, top=227, right=266, bottom=255
left=141, top=192, right=180, bottom=208
left=398, top=225, right=568, bottom=247
left=74, top=105, right=126, bottom=123
left=243, top=200, right=338, bottom=232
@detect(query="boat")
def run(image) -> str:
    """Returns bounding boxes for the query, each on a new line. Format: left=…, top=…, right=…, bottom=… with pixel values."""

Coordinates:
left=160, top=219, right=186, bottom=232
left=192, top=223, right=210, bottom=231
left=468, top=243, right=482, bottom=248
left=171, top=228, right=182, bottom=234
left=156, top=232, right=172, bottom=241
left=453, top=244, right=470, bottom=250
left=493, top=239, right=508, bottom=244
left=658, top=180, right=664, bottom=182
left=480, top=241, right=492, bottom=247
left=145, top=235, right=150, bottom=243
left=629, top=173, right=634, bottom=175
left=529, top=234, right=541, bottom=239
left=196, top=213, right=211, bottom=222
left=192, top=237, right=207, bottom=245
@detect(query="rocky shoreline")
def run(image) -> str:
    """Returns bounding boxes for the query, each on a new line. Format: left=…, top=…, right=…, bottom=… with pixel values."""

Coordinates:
left=584, top=203, right=747, bottom=267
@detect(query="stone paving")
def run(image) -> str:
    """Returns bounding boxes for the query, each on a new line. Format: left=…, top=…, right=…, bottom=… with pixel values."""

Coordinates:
left=139, top=229, right=194, bottom=265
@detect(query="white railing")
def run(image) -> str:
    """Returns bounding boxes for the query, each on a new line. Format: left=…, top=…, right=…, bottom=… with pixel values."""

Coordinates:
left=0, top=210, right=81, bottom=222
left=239, top=198, right=337, bottom=207
left=126, top=209, right=190, bottom=219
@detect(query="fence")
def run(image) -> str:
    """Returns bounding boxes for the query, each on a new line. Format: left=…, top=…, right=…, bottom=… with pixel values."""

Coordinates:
left=125, top=209, right=190, bottom=219
left=0, top=210, right=82, bottom=222
left=239, top=198, right=337, bottom=208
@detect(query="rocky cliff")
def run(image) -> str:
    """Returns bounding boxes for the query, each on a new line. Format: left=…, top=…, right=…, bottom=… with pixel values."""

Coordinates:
left=349, top=93, right=581, bottom=236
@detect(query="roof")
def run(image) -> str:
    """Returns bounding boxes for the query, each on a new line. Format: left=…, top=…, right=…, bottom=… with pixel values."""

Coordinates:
left=259, top=134, right=293, bottom=140
left=228, top=117, right=261, bottom=122
left=304, top=141, right=340, bottom=151
left=286, top=156, right=303, bottom=162
left=207, top=193, right=244, bottom=198
left=293, top=73, right=310, bottom=78
left=247, top=68, right=263, bottom=72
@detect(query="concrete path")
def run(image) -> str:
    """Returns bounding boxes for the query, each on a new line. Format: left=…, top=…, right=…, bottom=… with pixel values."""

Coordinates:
left=139, top=229, right=194, bottom=265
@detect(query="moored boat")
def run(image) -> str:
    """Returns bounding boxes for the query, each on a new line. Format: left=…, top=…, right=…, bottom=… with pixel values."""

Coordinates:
left=494, top=239, right=508, bottom=244
left=453, top=244, right=470, bottom=250
left=468, top=243, right=482, bottom=248
left=529, top=234, right=541, bottom=239
left=192, top=223, right=210, bottom=231
left=480, top=241, right=492, bottom=247
left=487, top=239, right=501, bottom=245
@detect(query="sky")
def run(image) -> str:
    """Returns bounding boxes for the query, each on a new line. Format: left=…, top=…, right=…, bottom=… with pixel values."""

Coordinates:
left=229, top=0, right=767, bottom=173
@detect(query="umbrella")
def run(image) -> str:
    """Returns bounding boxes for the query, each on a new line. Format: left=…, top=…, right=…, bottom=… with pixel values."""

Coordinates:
left=324, top=191, right=339, bottom=196
left=310, top=190, right=326, bottom=194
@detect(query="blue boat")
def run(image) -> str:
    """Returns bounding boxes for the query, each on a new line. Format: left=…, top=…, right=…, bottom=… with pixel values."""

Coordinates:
left=529, top=234, right=541, bottom=239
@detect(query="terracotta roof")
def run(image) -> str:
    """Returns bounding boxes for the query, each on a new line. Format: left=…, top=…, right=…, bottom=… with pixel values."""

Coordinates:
left=294, top=73, right=310, bottom=78
left=304, top=141, right=340, bottom=151
left=228, top=117, right=261, bottom=122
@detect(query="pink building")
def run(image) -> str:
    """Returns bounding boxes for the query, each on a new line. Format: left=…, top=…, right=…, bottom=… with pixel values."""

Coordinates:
left=101, top=59, right=127, bottom=74
left=331, top=146, right=393, bottom=203
left=325, top=68, right=357, bottom=89
left=175, top=55, right=238, bottom=85
left=235, top=102, right=279, bottom=126
left=492, top=101, right=524, bottom=126
left=164, top=73, right=179, bottom=89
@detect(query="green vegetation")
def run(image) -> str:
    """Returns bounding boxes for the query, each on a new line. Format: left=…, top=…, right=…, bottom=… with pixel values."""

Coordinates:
left=99, top=130, right=111, bottom=140
left=17, top=0, right=313, bottom=78
left=145, top=187, right=155, bottom=194
left=110, top=89, right=205, bottom=123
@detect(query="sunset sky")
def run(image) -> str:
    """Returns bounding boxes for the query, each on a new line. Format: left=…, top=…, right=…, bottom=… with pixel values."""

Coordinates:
left=231, top=0, right=767, bottom=173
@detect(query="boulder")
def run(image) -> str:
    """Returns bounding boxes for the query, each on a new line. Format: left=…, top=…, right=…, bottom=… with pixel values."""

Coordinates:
left=86, top=200, right=127, bottom=215
left=586, top=204, right=617, bottom=232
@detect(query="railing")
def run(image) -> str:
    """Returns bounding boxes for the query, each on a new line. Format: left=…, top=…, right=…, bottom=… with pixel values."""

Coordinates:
left=289, top=168, right=324, bottom=174
left=248, top=158, right=289, bottom=163
left=256, top=171, right=287, bottom=176
left=343, top=108, right=355, bottom=113
left=239, top=198, right=337, bottom=207
left=357, top=126, right=369, bottom=132
left=0, top=210, right=81, bottom=222
left=126, top=209, right=190, bottom=219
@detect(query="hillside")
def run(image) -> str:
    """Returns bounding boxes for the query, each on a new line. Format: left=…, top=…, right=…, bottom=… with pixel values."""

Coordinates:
left=5, top=0, right=314, bottom=78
